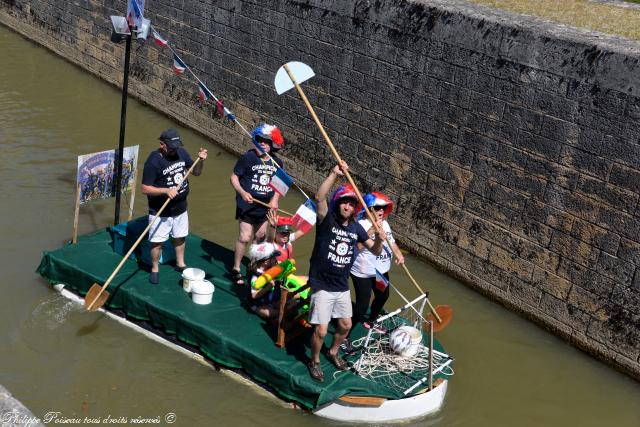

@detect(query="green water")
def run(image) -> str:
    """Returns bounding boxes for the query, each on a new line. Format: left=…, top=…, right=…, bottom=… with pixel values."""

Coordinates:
left=0, top=24, right=639, bottom=427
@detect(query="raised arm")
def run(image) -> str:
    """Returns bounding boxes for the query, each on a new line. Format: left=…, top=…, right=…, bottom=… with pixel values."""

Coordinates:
left=315, top=161, right=347, bottom=222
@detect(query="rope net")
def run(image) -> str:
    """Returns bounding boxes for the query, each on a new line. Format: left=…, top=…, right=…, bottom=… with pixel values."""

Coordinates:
left=346, top=294, right=454, bottom=395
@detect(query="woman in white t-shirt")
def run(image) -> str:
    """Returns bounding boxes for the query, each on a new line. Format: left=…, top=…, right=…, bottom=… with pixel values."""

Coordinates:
left=349, top=192, right=405, bottom=331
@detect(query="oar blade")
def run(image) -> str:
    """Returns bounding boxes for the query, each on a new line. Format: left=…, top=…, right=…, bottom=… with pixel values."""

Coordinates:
left=425, top=305, right=453, bottom=333
left=274, top=61, right=315, bottom=95
left=84, top=284, right=109, bottom=311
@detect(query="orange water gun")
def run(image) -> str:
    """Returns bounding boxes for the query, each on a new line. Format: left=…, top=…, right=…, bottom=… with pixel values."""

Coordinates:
left=253, top=259, right=296, bottom=289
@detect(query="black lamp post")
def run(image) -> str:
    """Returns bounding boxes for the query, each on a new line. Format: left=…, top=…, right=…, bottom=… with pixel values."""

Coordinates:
left=109, top=15, right=149, bottom=225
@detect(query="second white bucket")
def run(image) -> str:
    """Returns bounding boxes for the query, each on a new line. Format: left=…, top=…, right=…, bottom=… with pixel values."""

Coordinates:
left=182, top=268, right=205, bottom=292
left=191, top=280, right=214, bottom=305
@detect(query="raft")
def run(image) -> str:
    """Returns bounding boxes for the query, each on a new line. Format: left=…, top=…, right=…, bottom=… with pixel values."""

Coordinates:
left=37, top=226, right=452, bottom=422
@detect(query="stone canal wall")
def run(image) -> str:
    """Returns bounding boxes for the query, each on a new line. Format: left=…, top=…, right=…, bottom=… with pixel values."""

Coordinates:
left=1, top=0, right=639, bottom=378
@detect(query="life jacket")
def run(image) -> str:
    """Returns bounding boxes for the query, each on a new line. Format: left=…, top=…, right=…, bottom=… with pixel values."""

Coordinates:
left=275, top=241, right=293, bottom=263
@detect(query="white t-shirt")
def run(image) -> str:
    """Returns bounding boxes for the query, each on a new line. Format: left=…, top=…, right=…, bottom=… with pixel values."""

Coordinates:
left=350, top=219, right=394, bottom=278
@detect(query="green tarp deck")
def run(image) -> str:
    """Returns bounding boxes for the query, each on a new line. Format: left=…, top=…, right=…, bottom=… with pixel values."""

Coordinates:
left=37, top=228, right=447, bottom=409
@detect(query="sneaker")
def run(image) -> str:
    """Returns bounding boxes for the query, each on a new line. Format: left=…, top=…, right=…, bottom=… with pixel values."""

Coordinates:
left=307, top=361, right=324, bottom=382
left=363, top=322, right=387, bottom=334
left=149, top=272, right=159, bottom=285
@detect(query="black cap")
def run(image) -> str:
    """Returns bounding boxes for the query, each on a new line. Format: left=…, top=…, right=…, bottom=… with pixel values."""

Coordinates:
left=159, top=128, right=182, bottom=149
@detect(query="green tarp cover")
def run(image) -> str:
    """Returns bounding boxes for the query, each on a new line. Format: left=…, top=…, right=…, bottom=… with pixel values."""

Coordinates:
left=37, top=228, right=446, bottom=409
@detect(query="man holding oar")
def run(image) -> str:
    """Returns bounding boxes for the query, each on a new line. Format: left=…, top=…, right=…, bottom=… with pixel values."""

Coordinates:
left=306, top=161, right=385, bottom=382
left=141, top=128, right=207, bottom=284
left=229, top=123, right=284, bottom=286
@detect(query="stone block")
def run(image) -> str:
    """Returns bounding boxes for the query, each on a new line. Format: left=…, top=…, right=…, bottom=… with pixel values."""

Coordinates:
left=570, top=218, right=620, bottom=255
left=595, top=252, right=635, bottom=287
left=531, top=267, right=572, bottom=300
left=549, top=230, right=599, bottom=268
left=539, top=292, right=590, bottom=332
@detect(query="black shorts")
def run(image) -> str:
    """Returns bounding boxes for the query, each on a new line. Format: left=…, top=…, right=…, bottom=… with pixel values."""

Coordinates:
left=235, top=206, right=267, bottom=225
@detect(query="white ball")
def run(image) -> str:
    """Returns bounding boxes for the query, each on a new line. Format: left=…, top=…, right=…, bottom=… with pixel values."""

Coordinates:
left=389, top=328, right=412, bottom=354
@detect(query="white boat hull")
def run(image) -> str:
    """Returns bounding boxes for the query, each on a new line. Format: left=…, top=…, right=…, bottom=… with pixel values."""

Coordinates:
left=314, top=379, right=448, bottom=422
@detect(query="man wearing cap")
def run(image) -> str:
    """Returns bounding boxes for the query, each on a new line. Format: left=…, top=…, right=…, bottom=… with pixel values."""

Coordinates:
left=229, top=123, right=285, bottom=286
left=305, top=161, right=386, bottom=382
left=141, top=128, right=207, bottom=284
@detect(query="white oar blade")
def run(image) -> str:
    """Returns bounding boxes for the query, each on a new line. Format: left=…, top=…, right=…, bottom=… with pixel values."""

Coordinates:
left=274, top=61, right=315, bottom=95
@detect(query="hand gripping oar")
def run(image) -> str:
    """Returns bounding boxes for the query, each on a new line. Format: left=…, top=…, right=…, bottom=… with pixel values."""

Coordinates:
left=84, top=157, right=201, bottom=311
left=274, top=62, right=451, bottom=328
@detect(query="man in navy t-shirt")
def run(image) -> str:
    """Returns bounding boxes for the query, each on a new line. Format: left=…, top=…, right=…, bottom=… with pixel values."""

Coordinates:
left=306, top=161, right=385, bottom=382
left=229, top=123, right=285, bottom=286
left=141, top=128, right=207, bottom=284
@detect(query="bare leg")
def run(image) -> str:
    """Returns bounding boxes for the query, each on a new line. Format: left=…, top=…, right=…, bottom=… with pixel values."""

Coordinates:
left=328, top=317, right=352, bottom=356
left=150, top=242, right=163, bottom=273
left=173, top=237, right=186, bottom=267
left=311, top=324, right=328, bottom=364
left=233, top=220, right=254, bottom=272
left=253, top=220, right=268, bottom=243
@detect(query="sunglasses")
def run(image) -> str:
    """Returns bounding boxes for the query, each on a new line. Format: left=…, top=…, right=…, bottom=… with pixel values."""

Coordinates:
left=372, top=205, right=386, bottom=211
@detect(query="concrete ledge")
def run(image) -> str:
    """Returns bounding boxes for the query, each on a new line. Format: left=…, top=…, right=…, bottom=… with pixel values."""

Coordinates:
left=0, top=385, right=43, bottom=427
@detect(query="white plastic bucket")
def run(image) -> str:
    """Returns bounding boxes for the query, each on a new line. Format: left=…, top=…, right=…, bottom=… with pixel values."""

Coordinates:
left=191, top=279, right=214, bottom=305
left=399, top=326, right=423, bottom=358
left=182, top=268, right=205, bottom=292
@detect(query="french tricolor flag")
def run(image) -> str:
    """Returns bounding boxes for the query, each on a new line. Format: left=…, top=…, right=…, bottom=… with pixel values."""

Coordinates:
left=269, top=168, right=294, bottom=197
left=197, top=82, right=211, bottom=102
left=291, top=199, right=317, bottom=234
left=152, top=30, right=168, bottom=47
left=375, top=269, right=390, bottom=292
left=172, top=54, right=186, bottom=74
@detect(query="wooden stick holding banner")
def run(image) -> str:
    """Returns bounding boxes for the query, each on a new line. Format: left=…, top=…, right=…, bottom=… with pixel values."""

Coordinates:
left=252, top=199, right=294, bottom=217
left=274, top=61, right=448, bottom=326
left=72, top=184, right=81, bottom=244
left=127, top=165, right=138, bottom=222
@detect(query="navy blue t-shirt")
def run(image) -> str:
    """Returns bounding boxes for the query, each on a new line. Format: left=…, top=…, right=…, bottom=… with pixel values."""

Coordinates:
left=142, top=147, right=194, bottom=217
left=233, top=150, right=283, bottom=216
left=308, top=211, right=370, bottom=292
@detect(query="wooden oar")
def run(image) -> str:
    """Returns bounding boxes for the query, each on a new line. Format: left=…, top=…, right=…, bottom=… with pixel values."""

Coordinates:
left=276, top=62, right=448, bottom=326
left=251, top=199, right=294, bottom=217
left=84, top=157, right=201, bottom=311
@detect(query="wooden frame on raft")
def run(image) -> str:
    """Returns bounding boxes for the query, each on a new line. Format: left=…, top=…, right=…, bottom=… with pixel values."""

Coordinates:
left=275, top=283, right=312, bottom=347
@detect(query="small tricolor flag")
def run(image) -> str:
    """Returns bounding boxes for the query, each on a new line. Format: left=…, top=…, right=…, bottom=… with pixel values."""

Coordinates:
left=224, top=107, right=236, bottom=121
left=375, top=269, right=390, bottom=292
left=216, top=99, right=224, bottom=118
left=269, top=168, right=294, bottom=197
left=152, top=30, right=167, bottom=47
left=173, top=54, right=186, bottom=74
left=127, top=0, right=145, bottom=29
left=198, top=82, right=211, bottom=102
left=291, top=199, right=317, bottom=234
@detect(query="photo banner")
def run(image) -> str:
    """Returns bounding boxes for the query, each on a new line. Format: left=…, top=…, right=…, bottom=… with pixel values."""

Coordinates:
left=77, top=146, right=139, bottom=204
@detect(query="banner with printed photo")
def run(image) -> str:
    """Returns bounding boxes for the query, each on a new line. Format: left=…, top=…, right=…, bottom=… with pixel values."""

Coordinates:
left=77, top=146, right=139, bottom=204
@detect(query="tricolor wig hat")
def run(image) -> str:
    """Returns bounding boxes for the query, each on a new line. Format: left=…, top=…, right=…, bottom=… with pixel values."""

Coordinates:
left=248, top=242, right=281, bottom=263
left=357, top=192, right=393, bottom=219
left=330, top=184, right=358, bottom=216
left=251, top=123, right=284, bottom=150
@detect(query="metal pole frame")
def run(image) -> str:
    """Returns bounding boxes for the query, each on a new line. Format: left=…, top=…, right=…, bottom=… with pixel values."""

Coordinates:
left=113, top=29, right=133, bottom=226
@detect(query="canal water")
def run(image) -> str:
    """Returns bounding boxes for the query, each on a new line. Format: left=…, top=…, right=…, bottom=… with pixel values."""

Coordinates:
left=1, top=24, right=639, bottom=427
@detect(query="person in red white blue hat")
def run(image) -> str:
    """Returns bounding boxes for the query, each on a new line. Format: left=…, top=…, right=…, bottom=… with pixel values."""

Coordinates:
left=305, top=161, right=386, bottom=382
left=346, top=191, right=405, bottom=347
left=229, top=123, right=285, bottom=286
